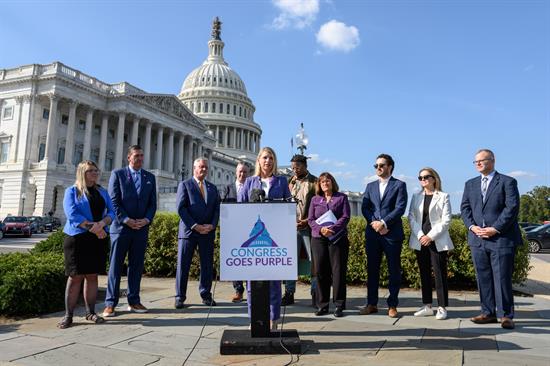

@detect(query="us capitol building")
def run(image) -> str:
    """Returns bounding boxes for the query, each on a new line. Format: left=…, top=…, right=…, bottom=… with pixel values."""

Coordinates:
left=0, top=18, right=262, bottom=220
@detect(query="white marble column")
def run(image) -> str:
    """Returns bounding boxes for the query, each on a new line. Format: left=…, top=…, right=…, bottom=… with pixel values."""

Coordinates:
left=64, top=100, right=78, bottom=165
left=143, top=121, right=152, bottom=169
left=233, top=127, right=237, bottom=149
left=43, top=94, right=59, bottom=162
left=98, top=113, right=109, bottom=171
left=186, top=136, right=193, bottom=179
left=240, top=129, right=244, bottom=150
left=82, top=108, right=94, bottom=160
left=225, top=126, right=230, bottom=147
left=114, top=112, right=125, bottom=169
left=155, top=126, right=164, bottom=170
left=167, top=129, right=174, bottom=173
left=10, top=96, right=24, bottom=163
left=257, top=134, right=261, bottom=152
left=215, top=125, right=219, bottom=147
left=176, top=132, right=184, bottom=178
left=131, top=117, right=140, bottom=146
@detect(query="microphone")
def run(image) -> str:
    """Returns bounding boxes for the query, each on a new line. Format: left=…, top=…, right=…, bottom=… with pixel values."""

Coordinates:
left=250, top=189, right=265, bottom=203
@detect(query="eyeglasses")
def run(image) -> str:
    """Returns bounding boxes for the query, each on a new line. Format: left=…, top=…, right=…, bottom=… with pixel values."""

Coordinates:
left=373, top=163, right=387, bottom=169
left=85, top=169, right=99, bottom=173
left=418, top=175, right=434, bottom=181
left=473, top=158, right=493, bottom=164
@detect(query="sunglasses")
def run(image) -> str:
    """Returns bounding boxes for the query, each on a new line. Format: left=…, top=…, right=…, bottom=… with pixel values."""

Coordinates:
left=418, top=175, right=434, bottom=181
left=373, top=163, right=387, bottom=169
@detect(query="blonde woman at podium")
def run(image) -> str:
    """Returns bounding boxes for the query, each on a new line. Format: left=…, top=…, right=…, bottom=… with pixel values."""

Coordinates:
left=238, top=147, right=291, bottom=330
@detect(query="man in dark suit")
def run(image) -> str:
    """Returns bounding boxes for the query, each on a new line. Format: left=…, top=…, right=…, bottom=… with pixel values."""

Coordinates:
left=175, top=157, right=220, bottom=308
left=461, top=149, right=521, bottom=329
left=360, top=154, right=407, bottom=318
left=221, top=162, right=249, bottom=302
left=103, top=145, right=157, bottom=317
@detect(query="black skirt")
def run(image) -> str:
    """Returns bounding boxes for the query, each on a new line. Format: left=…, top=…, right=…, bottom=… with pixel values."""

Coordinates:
left=63, top=232, right=109, bottom=276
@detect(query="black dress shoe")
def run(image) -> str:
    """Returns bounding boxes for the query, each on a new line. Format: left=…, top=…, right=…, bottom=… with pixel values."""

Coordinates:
left=281, top=292, right=295, bottom=306
left=315, top=307, right=329, bottom=316
left=501, top=317, right=515, bottom=329
left=334, top=307, right=344, bottom=318
left=174, top=300, right=185, bottom=309
left=202, top=298, right=217, bottom=306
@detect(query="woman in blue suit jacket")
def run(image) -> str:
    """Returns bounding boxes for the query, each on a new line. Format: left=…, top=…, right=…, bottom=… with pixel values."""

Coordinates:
left=238, top=147, right=291, bottom=330
left=58, top=160, right=115, bottom=329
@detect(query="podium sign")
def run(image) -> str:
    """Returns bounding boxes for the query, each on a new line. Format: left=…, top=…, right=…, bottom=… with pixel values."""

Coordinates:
left=220, top=202, right=297, bottom=281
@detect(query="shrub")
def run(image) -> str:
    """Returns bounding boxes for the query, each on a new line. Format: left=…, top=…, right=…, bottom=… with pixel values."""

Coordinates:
left=144, top=212, right=221, bottom=279
left=30, top=230, right=66, bottom=254
left=0, top=252, right=65, bottom=316
left=344, top=217, right=530, bottom=288
left=143, top=213, right=531, bottom=289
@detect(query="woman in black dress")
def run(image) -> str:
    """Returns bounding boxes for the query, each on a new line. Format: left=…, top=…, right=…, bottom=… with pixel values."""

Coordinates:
left=58, top=160, right=115, bottom=328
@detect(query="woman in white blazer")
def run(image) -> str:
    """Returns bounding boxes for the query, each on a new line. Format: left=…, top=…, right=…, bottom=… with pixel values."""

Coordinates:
left=408, top=167, right=453, bottom=320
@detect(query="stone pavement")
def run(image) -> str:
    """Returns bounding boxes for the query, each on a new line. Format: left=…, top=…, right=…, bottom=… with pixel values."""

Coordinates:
left=1, top=273, right=550, bottom=366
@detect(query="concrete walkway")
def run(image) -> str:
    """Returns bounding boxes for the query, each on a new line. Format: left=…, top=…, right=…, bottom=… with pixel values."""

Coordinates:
left=1, top=271, right=550, bottom=366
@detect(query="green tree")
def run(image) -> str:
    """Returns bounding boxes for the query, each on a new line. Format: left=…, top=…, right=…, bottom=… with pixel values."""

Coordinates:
left=519, top=186, right=550, bottom=223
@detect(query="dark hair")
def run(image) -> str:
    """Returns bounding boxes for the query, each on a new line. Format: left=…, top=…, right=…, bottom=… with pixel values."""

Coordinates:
left=290, top=154, right=308, bottom=166
left=315, top=172, right=339, bottom=196
left=376, top=153, right=395, bottom=173
left=127, top=145, right=143, bottom=156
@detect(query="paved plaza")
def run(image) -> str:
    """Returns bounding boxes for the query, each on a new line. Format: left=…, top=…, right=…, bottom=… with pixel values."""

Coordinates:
left=1, top=267, right=549, bottom=366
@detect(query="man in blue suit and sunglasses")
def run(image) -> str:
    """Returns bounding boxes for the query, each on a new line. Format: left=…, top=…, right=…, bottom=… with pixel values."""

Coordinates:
left=175, top=157, right=220, bottom=309
left=360, top=153, right=407, bottom=318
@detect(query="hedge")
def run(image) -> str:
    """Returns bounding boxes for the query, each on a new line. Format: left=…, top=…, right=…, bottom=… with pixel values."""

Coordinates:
left=0, top=252, right=66, bottom=316
left=144, top=213, right=531, bottom=288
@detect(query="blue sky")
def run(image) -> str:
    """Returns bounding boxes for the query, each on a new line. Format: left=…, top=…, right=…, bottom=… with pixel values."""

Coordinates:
left=2, top=0, right=549, bottom=212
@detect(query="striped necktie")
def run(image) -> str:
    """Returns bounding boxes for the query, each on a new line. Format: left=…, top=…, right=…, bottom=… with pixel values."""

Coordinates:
left=133, top=171, right=141, bottom=195
left=481, top=177, right=488, bottom=202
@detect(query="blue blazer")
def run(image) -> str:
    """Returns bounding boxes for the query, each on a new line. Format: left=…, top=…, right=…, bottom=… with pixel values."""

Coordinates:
left=237, top=175, right=291, bottom=203
left=361, top=177, right=408, bottom=242
left=177, top=178, right=220, bottom=239
left=63, top=185, right=116, bottom=236
left=108, top=167, right=157, bottom=234
left=460, top=171, right=522, bottom=248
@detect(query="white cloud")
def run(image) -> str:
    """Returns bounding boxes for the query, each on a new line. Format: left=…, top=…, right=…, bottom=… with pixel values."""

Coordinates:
left=307, top=153, right=320, bottom=162
left=363, top=175, right=378, bottom=185
left=316, top=20, right=360, bottom=52
left=272, top=0, right=320, bottom=29
left=507, top=170, right=537, bottom=178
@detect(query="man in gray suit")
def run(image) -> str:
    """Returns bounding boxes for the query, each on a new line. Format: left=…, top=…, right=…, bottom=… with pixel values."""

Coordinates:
left=222, top=162, right=249, bottom=302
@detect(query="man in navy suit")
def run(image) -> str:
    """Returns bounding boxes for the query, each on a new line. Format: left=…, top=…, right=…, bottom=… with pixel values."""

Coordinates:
left=175, top=157, right=220, bottom=308
left=360, top=154, right=407, bottom=318
left=461, top=149, right=521, bottom=329
left=103, top=145, right=157, bottom=317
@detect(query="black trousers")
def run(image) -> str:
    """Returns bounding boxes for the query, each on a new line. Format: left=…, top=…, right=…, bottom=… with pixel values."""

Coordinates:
left=312, top=235, right=349, bottom=310
left=416, top=243, right=449, bottom=307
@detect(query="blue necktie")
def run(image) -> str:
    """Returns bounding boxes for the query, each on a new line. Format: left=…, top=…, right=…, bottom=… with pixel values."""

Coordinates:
left=133, top=171, right=141, bottom=195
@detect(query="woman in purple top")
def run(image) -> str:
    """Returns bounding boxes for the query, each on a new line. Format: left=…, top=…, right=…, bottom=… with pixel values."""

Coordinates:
left=238, top=147, right=291, bottom=330
left=308, top=172, right=350, bottom=317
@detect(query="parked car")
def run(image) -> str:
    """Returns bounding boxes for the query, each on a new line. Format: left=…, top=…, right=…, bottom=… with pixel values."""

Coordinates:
left=2, top=216, right=32, bottom=237
left=28, top=216, right=46, bottom=233
left=43, top=216, right=61, bottom=232
left=519, top=222, right=542, bottom=230
left=0, top=221, right=4, bottom=239
left=526, top=223, right=550, bottom=253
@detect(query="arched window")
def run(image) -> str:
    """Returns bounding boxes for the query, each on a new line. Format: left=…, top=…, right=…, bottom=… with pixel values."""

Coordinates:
left=205, top=102, right=209, bottom=113
left=239, top=106, right=242, bottom=117
left=226, top=104, right=230, bottom=114
left=233, top=105, right=236, bottom=115
left=212, top=103, right=216, bottom=113
left=197, top=103, right=201, bottom=113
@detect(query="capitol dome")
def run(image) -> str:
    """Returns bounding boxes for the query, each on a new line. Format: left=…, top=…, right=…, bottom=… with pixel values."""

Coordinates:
left=178, top=17, right=261, bottom=163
